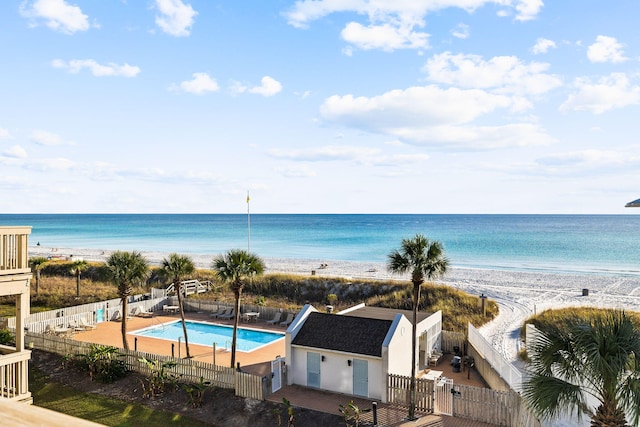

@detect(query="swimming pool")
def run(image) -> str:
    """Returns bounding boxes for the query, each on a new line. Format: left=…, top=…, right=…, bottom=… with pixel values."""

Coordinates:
left=131, top=320, right=285, bottom=352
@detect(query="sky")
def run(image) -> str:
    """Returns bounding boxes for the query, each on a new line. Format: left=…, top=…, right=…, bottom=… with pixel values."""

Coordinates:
left=2, top=0, right=640, bottom=214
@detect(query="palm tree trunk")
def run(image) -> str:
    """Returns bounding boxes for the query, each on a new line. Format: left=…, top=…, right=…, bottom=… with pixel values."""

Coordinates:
left=122, top=298, right=129, bottom=350
left=35, top=270, right=41, bottom=295
left=231, top=288, right=242, bottom=369
left=176, top=282, right=191, bottom=358
left=408, top=283, right=420, bottom=421
left=76, top=272, right=81, bottom=297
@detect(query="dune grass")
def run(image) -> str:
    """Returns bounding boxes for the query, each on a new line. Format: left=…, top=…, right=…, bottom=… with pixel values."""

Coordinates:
left=29, top=364, right=208, bottom=427
left=3, top=261, right=498, bottom=332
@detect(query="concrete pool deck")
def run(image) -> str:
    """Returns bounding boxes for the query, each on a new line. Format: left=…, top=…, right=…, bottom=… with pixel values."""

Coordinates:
left=71, top=311, right=287, bottom=375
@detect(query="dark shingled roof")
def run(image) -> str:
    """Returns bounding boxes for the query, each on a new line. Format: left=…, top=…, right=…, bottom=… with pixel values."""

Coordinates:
left=291, top=311, right=393, bottom=357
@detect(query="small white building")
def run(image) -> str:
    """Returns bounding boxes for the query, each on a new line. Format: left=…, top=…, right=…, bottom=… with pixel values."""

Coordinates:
left=285, top=303, right=442, bottom=402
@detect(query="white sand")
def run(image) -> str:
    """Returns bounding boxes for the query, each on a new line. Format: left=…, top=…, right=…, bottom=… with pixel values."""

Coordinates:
left=31, top=245, right=640, bottom=366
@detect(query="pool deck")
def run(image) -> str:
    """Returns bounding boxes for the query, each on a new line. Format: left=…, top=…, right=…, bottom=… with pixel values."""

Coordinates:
left=71, top=311, right=286, bottom=375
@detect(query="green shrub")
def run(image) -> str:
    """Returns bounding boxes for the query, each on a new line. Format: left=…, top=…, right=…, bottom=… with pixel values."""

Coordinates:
left=182, top=377, right=211, bottom=408
left=0, top=328, right=14, bottom=345
left=138, top=357, right=179, bottom=398
left=76, top=344, right=128, bottom=383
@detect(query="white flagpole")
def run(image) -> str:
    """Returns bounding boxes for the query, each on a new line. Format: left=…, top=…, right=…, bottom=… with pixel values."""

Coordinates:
left=246, top=191, right=251, bottom=252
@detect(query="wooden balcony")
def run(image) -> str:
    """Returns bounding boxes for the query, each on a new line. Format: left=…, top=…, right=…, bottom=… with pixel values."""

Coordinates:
left=0, top=346, right=31, bottom=403
left=0, top=226, right=31, bottom=277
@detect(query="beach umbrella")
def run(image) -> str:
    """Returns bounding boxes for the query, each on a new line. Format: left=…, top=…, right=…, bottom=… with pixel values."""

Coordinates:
left=625, top=198, right=640, bottom=207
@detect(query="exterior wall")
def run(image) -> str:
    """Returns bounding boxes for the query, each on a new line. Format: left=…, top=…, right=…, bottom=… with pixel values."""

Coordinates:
left=385, top=314, right=413, bottom=377
left=289, top=346, right=383, bottom=399
left=285, top=304, right=316, bottom=386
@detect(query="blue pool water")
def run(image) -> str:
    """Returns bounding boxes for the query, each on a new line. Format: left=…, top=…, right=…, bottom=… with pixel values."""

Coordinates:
left=131, top=320, right=284, bottom=352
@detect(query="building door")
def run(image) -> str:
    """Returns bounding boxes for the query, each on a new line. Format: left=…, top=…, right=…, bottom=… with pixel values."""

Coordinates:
left=271, top=357, right=283, bottom=393
left=352, top=359, right=368, bottom=397
left=307, top=352, right=321, bottom=388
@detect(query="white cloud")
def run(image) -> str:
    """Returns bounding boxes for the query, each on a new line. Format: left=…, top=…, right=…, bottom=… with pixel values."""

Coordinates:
left=284, top=1, right=543, bottom=51
left=172, top=72, right=219, bottom=94
left=52, top=59, right=141, bottom=77
left=3, top=146, right=27, bottom=159
left=0, top=128, right=10, bottom=139
left=278, top=165, right=317, bottom=177
left=560, top=73, right=640, bottom=114
left=232, top=76, right=283, bottom=97
left=341, top=22, right=429, bottom=51
left=451, top=23, right=470, bottom=39
left=248, top=76, right=283, bottom=97
left=423, top=52, right=562, bottom=96
left=154, top=0, right=198, bottom=37
left=31, top=130, right=69, bottom=146
left=20, top=0, right=90, bottom=34
left=319, top=85, right=553, bottom=148
left=587, top=35, right=628, bottom=63
left=531, top=38, right=556, bottom=54
left=513, top=0, right=543, bottom=22
left=270, top=145, right=381, bottom=162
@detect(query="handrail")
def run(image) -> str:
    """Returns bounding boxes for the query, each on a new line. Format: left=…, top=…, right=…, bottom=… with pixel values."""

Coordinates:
left=0, top=226, right=31, bottom=276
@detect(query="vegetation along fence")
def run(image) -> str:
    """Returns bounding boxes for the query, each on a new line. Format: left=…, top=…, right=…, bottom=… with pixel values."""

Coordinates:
left=25, top=332, right=265, bottom=401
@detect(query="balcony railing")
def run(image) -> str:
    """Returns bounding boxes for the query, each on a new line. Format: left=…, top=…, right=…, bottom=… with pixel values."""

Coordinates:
left=0, top=346, right=31, bottom=402
left=0, top=227, right=31, bottom=276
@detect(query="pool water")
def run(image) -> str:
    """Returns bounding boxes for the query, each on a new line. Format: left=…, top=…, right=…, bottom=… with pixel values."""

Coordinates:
left=131, top=320, right=284, bottom=352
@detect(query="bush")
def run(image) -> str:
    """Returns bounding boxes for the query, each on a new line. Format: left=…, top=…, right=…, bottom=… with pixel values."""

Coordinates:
left=138, top=357, right=179, bottom=398
left=0, top=328, right=14, bottom=345
left=76, top=344, right=128, bottom=383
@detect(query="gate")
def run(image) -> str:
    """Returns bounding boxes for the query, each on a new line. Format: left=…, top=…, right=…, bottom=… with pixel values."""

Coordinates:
left=271, top=357, right=283, bottom=393
left=434, top=377, right=453, bottom=416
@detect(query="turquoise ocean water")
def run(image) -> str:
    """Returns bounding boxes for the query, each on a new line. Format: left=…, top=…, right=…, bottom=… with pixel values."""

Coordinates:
left=2, top=214, right=640, bottom=276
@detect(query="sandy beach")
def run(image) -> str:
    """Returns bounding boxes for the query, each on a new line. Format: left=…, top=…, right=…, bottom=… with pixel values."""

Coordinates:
left=29, top=245, right=640, bottom=366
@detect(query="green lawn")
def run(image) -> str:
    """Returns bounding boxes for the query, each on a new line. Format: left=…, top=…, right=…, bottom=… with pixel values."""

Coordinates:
left=30, top=366, right=208, bottom=427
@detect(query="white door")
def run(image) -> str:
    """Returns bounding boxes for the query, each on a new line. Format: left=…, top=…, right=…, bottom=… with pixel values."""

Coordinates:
left=307, top=352, right=321, bottom=388
left=434, top=377, right=453, bottom=416
left=352, top=359, right=368, bottom=397
left=271, top=358, right=282, bottom=392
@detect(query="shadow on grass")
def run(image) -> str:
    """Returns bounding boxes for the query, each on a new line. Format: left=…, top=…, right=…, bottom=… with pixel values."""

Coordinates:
left=29, top=366, right=208, bottom=427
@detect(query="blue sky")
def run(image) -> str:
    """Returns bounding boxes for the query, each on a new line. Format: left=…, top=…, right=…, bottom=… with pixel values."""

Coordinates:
left=1, top=0, right=639, bottom=214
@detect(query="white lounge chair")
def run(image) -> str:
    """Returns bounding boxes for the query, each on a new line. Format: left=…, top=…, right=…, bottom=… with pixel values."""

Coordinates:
left=209, top=306, right=222, bottom=317
left=218, top=308, right=235, bottom=320
left=265, top=312, right=282, bottom=325
left=134, top=305, right=153, bottom=318
left=280, top=313, right=294, bottom=327
left=212, top=308, right=230, bottom=318
left=78, top=317, right=97, bottom=330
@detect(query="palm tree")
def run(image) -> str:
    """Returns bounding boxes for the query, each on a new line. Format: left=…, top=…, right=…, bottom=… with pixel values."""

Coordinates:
left=212, top=249, right=265, bottom=368
left=106, top=251, right=149, bottom=350
left=523, top=310, right=640, bottom=426
left=29, top=256, right=48, bottom=295
left=69, top=259, right=88, bottom=297
left=387, top=234, right=448, bottom=421
left=160, top=253, right=195, bottom=358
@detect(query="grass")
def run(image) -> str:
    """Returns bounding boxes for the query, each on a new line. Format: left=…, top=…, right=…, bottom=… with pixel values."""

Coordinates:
left=29, top=364, right=208, bottom=427
left=520, top=306, right=640, bottom=341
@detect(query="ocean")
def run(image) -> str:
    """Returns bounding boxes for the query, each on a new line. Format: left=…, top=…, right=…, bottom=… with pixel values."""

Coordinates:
left=2, top=214, right=640, bottom=276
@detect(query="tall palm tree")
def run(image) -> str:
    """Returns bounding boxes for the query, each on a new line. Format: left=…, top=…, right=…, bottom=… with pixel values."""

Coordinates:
left=160, top=253, right=195, bottom=358
left=106, top=251, right=149, bottom=350
left=69, top=259, right=88, bottom=297
left=212, top=249, right=265, bottom=368
left=29, top=256, right=48, bottom=295
left=387, top=234, right=448, bottom=421
left=523, top=310, right=640, bottom=426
